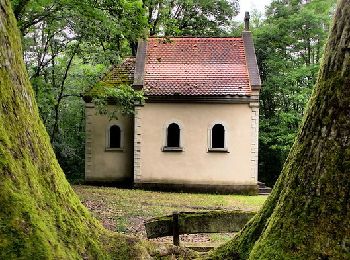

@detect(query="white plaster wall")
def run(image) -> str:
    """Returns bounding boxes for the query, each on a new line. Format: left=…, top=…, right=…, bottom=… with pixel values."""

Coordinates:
left=85, top=104, right=133, bottom=181
left=135, top=103, right=256, bottom=185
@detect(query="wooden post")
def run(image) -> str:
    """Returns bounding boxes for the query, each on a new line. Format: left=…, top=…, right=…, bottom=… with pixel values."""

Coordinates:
left=172, top=212, right=180, bottom=246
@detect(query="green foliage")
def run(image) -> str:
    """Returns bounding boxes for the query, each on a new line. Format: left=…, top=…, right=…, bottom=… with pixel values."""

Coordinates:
left=253, top=0, right=337, bottom=186
left=92, top=83, right=145, bottom=119
left=14, top=0, right=337, bottom=189
left=144, top=0, right=239, bottom=36
left=12, top=0, right=148, bottom=180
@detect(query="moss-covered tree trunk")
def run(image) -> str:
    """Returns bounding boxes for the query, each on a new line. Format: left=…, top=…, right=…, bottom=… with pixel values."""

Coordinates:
left=210, top=1, right=350, bottom=259
left=0, top=0, right=152, bottom=258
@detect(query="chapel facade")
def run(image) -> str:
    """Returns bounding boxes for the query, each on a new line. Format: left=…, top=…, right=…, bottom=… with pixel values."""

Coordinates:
left=85, top=27, right=261, bottom=194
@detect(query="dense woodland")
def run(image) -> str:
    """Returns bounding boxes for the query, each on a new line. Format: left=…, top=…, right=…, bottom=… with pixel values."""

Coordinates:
left=11, top=0, right=337, bottom=185
left=1, top=0, right=349, bottom=258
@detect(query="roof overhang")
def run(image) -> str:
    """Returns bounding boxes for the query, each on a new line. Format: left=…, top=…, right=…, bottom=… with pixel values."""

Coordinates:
left=145, top=95, right=258, bottom=104
left=242, top=31, right=262, bottom=91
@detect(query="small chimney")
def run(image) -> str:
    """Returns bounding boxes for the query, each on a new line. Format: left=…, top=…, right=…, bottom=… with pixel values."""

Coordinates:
left=244, top=11, right=250, bottom=31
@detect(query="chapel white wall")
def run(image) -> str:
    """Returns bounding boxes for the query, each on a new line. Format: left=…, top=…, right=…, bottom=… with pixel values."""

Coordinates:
left=134, top=103, right=258, bottom=186
left=85, top=104, right=133, bottom=181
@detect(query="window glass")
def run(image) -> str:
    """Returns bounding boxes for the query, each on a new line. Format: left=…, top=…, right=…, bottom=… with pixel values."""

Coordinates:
left=212, top=124, right=225, bottom=148
left=167, top=123, right=180, bottom=147
left=110, top=125, right=121, bottom=148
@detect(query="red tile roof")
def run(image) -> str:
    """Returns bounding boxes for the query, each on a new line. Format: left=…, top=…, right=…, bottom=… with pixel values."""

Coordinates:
left=143, top=38, right=251, bottom=96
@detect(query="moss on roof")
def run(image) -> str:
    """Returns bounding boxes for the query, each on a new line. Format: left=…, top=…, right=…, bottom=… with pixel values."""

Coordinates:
left=84, top=57, right=136, bottom=100
left=102, top=57, right=136, bottom=85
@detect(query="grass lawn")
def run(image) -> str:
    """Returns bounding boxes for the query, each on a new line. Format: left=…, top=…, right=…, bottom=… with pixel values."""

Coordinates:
left=73, top=185, right=267, bottom=247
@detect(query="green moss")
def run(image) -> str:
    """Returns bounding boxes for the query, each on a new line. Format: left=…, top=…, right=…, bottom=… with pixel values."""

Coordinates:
left=0, top=1, right=154, bottom=259
left=84, top=58, right=136, bottom=98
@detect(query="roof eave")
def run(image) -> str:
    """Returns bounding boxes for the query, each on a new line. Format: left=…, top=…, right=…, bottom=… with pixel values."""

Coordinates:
left=242, top=31, right=262, bottom=91
left=145, top=95, right=256, bottom=104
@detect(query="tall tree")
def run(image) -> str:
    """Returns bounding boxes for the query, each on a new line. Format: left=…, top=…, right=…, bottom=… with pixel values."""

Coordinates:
left=255, top=0, right=336, bottom=186
left=0, top=0, right=150, bottom=258
left=209, top=0, right=350, bottom=258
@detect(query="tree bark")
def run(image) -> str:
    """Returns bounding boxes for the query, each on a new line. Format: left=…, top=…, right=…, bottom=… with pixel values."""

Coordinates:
left=210, top=0, right=350, bottom=259
left=0, top=0, right=151, bottom=258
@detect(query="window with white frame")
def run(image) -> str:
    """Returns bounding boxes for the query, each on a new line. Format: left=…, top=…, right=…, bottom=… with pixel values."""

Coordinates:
left=163, top=122, right=182, bottom=151
left=167, top=123, right=180, bottom=147
left=209, top=123, right=228, bottom=152
left=212, top=124, right=225, bottom=148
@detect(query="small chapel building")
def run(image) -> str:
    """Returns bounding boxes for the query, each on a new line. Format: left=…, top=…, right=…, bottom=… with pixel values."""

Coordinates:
left=84, top=26, right=261, bottom=194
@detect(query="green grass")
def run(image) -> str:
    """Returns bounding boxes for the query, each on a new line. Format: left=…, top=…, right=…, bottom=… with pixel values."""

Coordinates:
left=73, top=185, right=267, bottom=246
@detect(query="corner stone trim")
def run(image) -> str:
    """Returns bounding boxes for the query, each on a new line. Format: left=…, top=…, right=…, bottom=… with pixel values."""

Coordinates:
left=250, top=102, right=259, bottom=181
left=134, top=106, right=142, bottom=181
left=85, top=103, right=94, bottom=180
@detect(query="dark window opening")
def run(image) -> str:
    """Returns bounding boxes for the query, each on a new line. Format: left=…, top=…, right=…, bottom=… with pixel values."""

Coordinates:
left=110, top=125, right=121, bottom=148
left=212, top=124, right=225, bottom=148
left=167, top=123, right=180, bottom=147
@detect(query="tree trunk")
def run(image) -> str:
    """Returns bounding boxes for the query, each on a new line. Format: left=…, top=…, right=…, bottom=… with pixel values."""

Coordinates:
left=0, top=0, right=152, bottom=258
left=210, top=0, right=350, bottom=259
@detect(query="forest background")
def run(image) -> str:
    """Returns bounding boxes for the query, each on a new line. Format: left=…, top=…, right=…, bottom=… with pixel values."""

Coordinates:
left=12, top=0, right=337, bottom=186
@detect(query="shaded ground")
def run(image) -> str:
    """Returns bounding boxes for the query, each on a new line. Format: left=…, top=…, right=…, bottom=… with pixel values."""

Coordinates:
left=73, top=185, right=267, bottom=247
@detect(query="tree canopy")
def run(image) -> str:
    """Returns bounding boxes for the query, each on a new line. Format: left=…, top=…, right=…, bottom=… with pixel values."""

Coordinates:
left=144, top=0, right=239, bottom=36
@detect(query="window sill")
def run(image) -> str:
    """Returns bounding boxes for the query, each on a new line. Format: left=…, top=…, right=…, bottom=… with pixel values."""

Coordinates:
left=162, top=147, right=183, bottom=152
left=105, top=148, right=124, bottom=152
left=208, top=148, right=229, bottom=153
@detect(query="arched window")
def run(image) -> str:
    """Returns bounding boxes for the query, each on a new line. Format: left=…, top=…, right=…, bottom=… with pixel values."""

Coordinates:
left=166, top=123, right=180, bottom=147
left=211, top=124, right=225, bottom=148
left=109, top=125, right=121, bottom=148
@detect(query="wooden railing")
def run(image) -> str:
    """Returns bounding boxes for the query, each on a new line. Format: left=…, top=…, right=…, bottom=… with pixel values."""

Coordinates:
left=144, top=210, right=256, bottom=246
